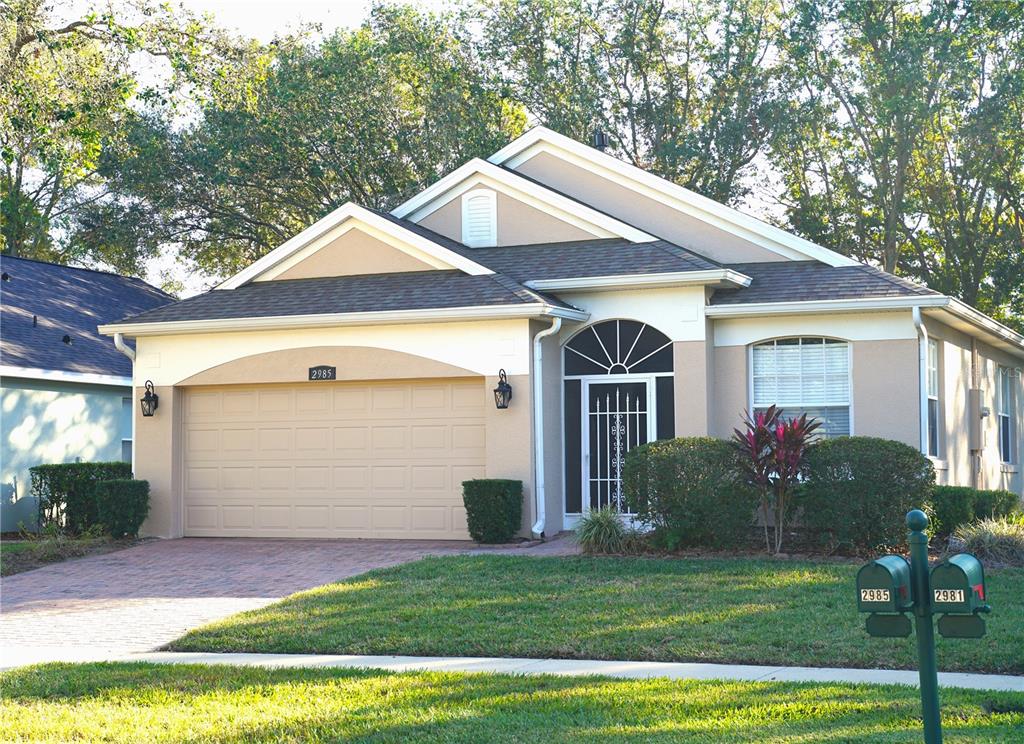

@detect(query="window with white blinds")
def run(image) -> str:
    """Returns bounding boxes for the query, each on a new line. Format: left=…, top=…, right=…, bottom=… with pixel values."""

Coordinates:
left=752, top=337, right=851, bottom=436
left=461, top=189, right=497, bottom=247
left=997, top=366, right=1015, bottom=464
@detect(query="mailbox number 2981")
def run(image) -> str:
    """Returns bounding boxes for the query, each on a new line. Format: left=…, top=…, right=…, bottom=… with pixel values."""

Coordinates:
left=933, top=589, right=964, bottom=603
left=860, top=589, right=890, bottom=603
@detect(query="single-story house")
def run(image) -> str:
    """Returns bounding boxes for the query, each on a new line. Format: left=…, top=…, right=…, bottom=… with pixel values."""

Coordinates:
left=100, top=127, right=1024, bottom=540
left=0, top=255, right=172, bottom=530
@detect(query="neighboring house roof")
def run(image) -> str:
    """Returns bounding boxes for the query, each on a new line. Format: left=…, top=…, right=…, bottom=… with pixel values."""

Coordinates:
left=711, top=262, right=940, bottom=305
left=109, top=270, right=585, bottom=332
left=0, top=255, right=172, bottom=379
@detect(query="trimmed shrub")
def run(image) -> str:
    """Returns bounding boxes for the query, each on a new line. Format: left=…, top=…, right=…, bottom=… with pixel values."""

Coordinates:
left=931, top=486, right=977, bottom=537
left=800, top=437, right=934, bottom=554
left=952, top=516, right=1024, bottom=567
left=932, top=486, right=1021, bottom=536
left=574, top=507, right=637, bottom=554
left=622, top=437, right=758, bottom=551
left=96, top=479, right=150, bottom=538
left=462, top=479, right=523, bottom=543
left=972, top=488, right=1020, bottom=521
left=30, top=462, right=133, bottom=533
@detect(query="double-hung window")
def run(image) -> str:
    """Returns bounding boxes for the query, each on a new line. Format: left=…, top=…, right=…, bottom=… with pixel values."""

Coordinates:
left=927, top=338, right=940, bottom=457
left=751, top=337, right=851, bottom=437
left=997, top=366, right=1016, bottom=464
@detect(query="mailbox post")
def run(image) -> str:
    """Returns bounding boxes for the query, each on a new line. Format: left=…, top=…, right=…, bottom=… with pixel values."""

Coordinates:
left=906, top=510, right=942, bottom=744
left=855, top=509, right=992, bottom=744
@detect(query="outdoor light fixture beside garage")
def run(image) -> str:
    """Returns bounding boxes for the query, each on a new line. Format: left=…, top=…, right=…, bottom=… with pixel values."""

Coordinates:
left=140, top=380, right=159, bottom=417
left=493, top=369, right=512, bottom=409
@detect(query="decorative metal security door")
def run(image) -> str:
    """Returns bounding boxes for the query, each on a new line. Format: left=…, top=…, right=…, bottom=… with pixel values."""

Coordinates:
left=585, top=380, right=650, bottom=512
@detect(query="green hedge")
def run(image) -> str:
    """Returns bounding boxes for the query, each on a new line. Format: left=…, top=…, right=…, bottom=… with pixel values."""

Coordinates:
left=462, top=479, right=523, bottom=543
left=622, top=437, right=757, bottom=550
left=800, top=437, right=934, bottom=553
left=30, top=462, right=133, bottom=533
left=932, top=486, right=1021, bottom=536
left=96, top=479, right=150, bottom=538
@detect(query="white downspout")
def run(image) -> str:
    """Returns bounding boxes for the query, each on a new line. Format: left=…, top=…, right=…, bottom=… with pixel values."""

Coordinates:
left=912, top=307, right=929, bottom=455
left=112, top=333, right=137, bottom=475
left=113, top=332, right=136, bottom=363
left=532, top=317, right=562, bottom=539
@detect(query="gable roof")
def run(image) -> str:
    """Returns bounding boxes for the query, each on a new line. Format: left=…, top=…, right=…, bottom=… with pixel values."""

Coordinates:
left=0, top=255, right=172, bottom=380
left=488, top=126, right=860, bottom=268
left=217, top=203, right=494, bottom=290
left=710, top=261, right=940, bottom=305
left=101, top=270, right=587, bottom=335
left=389, top=158, right=657, bottom=243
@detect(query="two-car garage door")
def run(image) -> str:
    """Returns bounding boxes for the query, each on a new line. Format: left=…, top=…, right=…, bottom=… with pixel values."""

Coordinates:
left=181, top=379, right=486, bottom=539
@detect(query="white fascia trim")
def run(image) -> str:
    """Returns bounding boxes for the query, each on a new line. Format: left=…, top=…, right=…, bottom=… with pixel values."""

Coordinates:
left=525, top=269, right=752, bottom=292
left=0, top=365, right=131, bottom=387
left=943, top=298, right=1024, bottom=355
left=99, top=304, right=590, bottom=337
left=489, top=127, right=860, bottom=268
left=217, top=203, right=493, bottom=290
left=391, top=158, right=656, bottom=243
left=705, top=295, right=951, bottom=318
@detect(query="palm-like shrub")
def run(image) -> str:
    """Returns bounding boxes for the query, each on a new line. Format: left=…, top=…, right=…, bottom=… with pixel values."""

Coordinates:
left=732, top=406, right=820, bottom=554
left=574, top=508, right=638, bottom=554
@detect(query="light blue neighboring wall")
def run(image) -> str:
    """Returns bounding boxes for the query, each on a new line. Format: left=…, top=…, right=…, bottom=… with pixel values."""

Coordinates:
left=0, top=377, right=133, bottom=531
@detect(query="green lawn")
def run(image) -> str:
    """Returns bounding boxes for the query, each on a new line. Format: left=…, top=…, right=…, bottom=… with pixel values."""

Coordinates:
left=171, top=555, right=1024, bottom=674
left=1, top=662, right=1021, bottom=743
left=0, top=535, right=137, bottom=576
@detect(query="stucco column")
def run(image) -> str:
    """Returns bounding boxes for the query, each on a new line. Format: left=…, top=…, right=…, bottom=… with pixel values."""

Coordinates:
left=483, top=373, right=534, bottom=537
left=133, top=384, right=182, bottom=538
left=673, top=340, right=710, bottom=437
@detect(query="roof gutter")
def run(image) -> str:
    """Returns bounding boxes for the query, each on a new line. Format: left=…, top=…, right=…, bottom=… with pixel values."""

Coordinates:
left=704, top=295, right=950, bottom=317
left=531, top=317, right=561, bottom=539
left=100, top=303, right=589, bottom=338
left=525, top=269, right=751, bottom=292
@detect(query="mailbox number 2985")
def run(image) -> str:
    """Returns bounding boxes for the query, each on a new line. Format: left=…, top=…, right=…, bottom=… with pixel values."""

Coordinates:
left=933, top=589, right=964, bottom=603
left=860, top=589, right=890, bottom=603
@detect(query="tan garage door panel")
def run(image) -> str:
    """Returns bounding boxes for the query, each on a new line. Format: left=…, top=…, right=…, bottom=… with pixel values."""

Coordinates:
left=182, top=380, right=486, bottom=538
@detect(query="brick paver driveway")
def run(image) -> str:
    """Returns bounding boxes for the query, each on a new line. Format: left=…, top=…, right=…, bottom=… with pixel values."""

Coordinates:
left=0, top=538, right=471, bottom=669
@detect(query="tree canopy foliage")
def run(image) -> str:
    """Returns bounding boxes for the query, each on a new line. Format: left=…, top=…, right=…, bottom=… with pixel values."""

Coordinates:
left=2, top=0, right=1022, bottom=328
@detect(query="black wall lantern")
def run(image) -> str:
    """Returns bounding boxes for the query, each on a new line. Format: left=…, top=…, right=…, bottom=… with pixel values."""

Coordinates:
left=493, top=369, right=512, bottom=410
left=140, top=380, right=160, bottom=417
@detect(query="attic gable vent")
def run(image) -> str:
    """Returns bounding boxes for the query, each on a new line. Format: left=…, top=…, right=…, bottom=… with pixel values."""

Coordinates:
left=461, top=189, right=497, bottom=247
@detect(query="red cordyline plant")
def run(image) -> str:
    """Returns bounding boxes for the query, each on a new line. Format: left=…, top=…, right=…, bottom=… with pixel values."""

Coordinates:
left=732, top=405, right=821, bottom=554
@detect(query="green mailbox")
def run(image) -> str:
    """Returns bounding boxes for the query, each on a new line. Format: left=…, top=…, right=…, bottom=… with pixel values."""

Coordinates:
left=856, top=555, right=913, bottom=613
left=930, top=553, right=988, bottom=615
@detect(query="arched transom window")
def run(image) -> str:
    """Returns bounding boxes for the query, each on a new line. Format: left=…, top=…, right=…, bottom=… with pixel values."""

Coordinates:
left=752, top=337, right=851, bottom=437
left=565, top=320, right=672, bottom=376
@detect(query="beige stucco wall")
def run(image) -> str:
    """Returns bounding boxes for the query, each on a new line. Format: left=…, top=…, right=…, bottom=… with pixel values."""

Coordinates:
left=270, top=228, right=434, bottom=280
left=925, top=317, right=1023, bottom=494
left=513, top=151, right=784, bottom=264
left=417, top=189, right=597, bottom=246
left=673, top=340, right=709, bottom=437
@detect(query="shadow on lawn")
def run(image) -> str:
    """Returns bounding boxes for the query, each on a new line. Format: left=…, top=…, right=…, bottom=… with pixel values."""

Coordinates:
left=4, top=663, right=1022, bottom=744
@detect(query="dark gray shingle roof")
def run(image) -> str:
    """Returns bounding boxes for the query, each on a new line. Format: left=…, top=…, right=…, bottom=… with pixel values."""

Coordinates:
left=115, top=270, right=575, bottom=325
left=711, top=261, right=940, bottom=305
left=0, top=255, right=172, bottom=377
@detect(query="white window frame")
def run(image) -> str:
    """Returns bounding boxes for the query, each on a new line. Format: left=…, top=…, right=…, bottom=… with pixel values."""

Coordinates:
left=748, top=337, right=854, bottom=437
left=461, top=188, right=497, bottom=247
left=926, top=338, right=941, bottom=457
left=997, top=366, right=1015, bottom=464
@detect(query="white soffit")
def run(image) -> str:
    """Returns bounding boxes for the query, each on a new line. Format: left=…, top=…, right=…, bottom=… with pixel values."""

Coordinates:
left=390, top=158, right=656, bottom=243
left=489, top=127, right=861, bottom=268
left=217, top=203, right=493, bottom=290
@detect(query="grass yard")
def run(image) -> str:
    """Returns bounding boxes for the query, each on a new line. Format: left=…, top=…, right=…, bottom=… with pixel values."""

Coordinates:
left=2, top=662, right=1022, bottom=743
left=0, top=535, right=139, bottom=576
left=171, top=555, right=1024, bottom=674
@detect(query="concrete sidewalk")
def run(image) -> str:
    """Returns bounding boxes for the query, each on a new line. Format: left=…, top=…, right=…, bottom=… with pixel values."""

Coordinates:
left=46, top=651, right=1024, bottom=693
